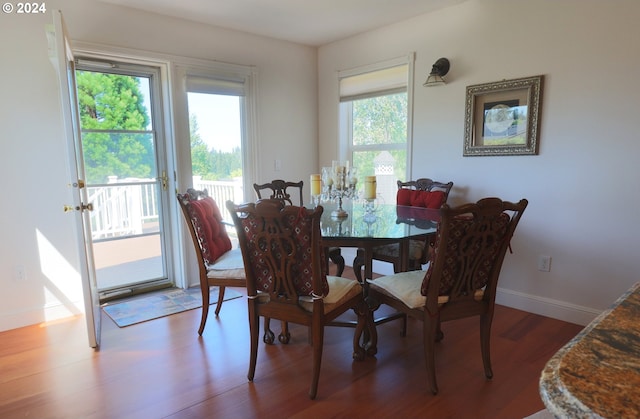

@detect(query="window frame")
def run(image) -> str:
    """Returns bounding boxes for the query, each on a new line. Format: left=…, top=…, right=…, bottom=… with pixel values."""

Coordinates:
left=71, top=53, right=175, bottom=295
left=337, top=53, right=415, bottom=181
left=174, top=61, right=258, bottom=201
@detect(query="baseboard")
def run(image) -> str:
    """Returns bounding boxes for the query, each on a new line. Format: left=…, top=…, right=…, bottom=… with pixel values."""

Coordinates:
left=0, top=302, right=84, bottom=332
left=496, top=287, right=599, bottom=326
left=342, top=248, right=600, bottom=327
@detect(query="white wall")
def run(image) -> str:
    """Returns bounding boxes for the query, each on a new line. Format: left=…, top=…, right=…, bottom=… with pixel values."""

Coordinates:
left=319, top=0, right=640, bottom=325
left=3, top=0, right=638, bottom=333
left=0, top=0, right=317, bottom=331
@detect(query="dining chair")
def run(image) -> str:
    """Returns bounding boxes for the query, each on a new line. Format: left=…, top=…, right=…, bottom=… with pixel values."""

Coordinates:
left=352, top=178, right=452, bottom=335
left=227, top=199, right=366, bottom=399
left=253, top=179, right=347, bottom=342
left=177, top=189, right=246, bottom=335
left=366, top=197, right=528, bottom=394
left=366, top=178, right=454, bottom=273
left=253, top=179, right=345, bottom=276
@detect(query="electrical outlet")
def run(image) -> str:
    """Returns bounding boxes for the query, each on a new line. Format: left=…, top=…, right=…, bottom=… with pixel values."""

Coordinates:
left=15, top=265, right=26, bottom=281
left=274, top=159, right=282, bottom=171
left=538, top=255, right=551, bottom=272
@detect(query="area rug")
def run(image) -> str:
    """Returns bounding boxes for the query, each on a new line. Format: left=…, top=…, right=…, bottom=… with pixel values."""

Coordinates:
left=102, top=287, right=242, bottom=327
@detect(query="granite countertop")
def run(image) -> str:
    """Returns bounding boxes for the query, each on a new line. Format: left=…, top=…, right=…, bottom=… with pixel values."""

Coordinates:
left=539, top=282, right=640, bottom=418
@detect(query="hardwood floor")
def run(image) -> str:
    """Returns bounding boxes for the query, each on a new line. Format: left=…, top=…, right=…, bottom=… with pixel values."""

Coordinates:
left=0, top=268, right=583, bottom=419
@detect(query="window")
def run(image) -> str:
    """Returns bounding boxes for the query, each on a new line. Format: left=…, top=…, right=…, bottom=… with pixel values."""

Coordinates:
left=185, top=75, right=246, bottom=222
left=175, top=62, right=257, bottom=223
left=173, top=62, right=256, bottom=288
left=339, top=55, right=414, bottom=204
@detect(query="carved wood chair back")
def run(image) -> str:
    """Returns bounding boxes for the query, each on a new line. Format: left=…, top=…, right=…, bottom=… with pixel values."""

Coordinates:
left=367, top=197, right=528, bottom=394
left=253, top=179, right=304, bottom=206
left=227, top=199, right=365, bottom=399
left=177, top=188, right=245, bottom=335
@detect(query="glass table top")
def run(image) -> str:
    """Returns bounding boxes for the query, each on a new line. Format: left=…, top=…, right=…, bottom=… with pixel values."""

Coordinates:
left=318, top=201, right=439, bottom=241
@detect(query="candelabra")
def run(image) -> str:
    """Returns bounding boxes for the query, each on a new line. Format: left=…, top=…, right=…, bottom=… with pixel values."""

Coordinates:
left=325, top=161, right=358, bottom=219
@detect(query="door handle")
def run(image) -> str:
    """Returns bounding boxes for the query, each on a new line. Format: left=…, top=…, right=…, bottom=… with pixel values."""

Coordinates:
left=63, top=202, right=93, bottom=212
left=160, top=171, right=168, bottom=191
left=68, top=179, right=86, bottom=189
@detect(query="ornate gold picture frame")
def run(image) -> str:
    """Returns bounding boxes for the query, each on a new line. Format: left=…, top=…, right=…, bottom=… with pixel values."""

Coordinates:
left=463, top=75, right=543, bottom=156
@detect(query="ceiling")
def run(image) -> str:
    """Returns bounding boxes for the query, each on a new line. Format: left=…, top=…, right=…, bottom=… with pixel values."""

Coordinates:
left=97, top=0, right=467, bottom=46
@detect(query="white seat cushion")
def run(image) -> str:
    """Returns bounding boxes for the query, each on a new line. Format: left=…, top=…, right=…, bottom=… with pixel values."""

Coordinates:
left=208, top=247, right=245, bottom=270
left=206, top=267, right=245, bottom=279
left=324, top=275, right=360, bottom=304
left=370, top=268, right=486, bottom=309
left=298, top=275, right=362, bottom=312
left=369, top=270, right=426, bottom=309
left=206, top=248, right=245, bottom=279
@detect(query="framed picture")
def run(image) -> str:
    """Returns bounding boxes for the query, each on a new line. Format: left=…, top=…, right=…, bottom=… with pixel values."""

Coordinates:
left=463, top=75, right=543, bottom=156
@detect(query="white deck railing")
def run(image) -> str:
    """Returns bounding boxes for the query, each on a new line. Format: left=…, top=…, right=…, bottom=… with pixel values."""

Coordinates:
left=89, top=177, right=242, bottom=241
left=192, top=176, right=244, bottom=222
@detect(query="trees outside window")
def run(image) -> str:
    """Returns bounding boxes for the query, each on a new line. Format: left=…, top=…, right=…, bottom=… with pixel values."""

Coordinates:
left=76, top=71, right=155, bottom=184
left=350, top=92, right=407, bottom=183
left=339, top=59, right=413, bottom=204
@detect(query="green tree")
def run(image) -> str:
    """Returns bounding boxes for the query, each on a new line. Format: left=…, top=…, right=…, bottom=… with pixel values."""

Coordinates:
left=352, top=93, right=407, bottom=146
left=76, top=71, right=154, bottom=183
left=188, top=111, right=242, bottom=181
left=209, top=147, right=242, bottom=180
left=351, top=93, right=407, bottom=178
left=189, top=114, right=212, bottom=178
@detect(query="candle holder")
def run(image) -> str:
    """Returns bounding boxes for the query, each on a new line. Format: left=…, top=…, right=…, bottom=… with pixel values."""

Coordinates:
left=363, top=211, right=377, bottom=235
left=321, top=215, right=349, bottom=237
left=363, top=198, right=378, bottom=216
left=310, top=174, right=322, bottom=208
left=328, top=160, right=358, bottom=219
left=321, top=166, right=333, bottom=202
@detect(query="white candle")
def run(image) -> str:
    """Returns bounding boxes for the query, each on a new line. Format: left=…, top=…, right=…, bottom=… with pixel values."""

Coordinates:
left=364, top=176, right=376, bottom=199
left=310, top=174, right=321, bottom=196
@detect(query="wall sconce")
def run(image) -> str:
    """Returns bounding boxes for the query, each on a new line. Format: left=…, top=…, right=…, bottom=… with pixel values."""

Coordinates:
left=423, top=58, right=450, bottom=87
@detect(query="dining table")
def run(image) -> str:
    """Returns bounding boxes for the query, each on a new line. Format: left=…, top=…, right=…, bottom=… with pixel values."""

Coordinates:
left=317, top=200, right=439, bottom=353
left=318, top=200, right=440, bottom=282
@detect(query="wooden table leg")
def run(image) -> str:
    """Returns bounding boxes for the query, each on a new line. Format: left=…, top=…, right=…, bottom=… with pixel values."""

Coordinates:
left=352, top=248, right=365, bottom=284
left=398, top=238, right=410, bottom=273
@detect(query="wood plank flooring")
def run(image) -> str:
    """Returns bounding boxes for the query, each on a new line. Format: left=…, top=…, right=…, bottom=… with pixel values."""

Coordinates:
left=0, top=268, right=583, bottom=419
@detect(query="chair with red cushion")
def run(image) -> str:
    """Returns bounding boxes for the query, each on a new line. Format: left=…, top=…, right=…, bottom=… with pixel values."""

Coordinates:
left=366, top=197, right=528, bottom=394
left=227, top=199, right=366, bottom=399
left=369, top=178, right=454, bottom=273
left=177, top=189, right=246, bottom=335
left=351, top=179, right=453, bottom=335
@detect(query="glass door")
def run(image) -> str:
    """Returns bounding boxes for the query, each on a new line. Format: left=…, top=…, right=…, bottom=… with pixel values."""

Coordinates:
left=75, top=60, right=172, bottom=300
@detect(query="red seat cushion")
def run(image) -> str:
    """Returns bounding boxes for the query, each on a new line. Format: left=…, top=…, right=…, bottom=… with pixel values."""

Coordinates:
left=396, top=188, right=414, bottom=206
left=188, top=197, right=232, bottom=265
left=397, top=189, right=445, bottom=209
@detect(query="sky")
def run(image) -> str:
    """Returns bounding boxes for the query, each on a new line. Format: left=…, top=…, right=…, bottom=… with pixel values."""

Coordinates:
left=187, top=93, right=242, bottom=153
left=138, top=76, right=242, bottom=153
